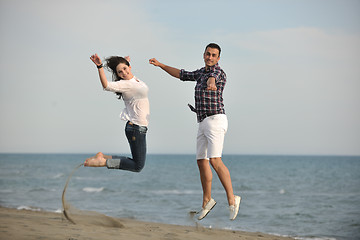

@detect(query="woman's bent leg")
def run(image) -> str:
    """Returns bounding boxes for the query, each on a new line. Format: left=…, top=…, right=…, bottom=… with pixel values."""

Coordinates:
left=111, top=122, right=147, bottom=172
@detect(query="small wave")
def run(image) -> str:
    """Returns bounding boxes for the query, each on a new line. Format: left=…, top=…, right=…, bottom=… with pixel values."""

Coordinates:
left=52, top=173, right=64, bottom=179
left=17, top=206, right=42, bottom=211
left=74, top=176, right=93, bottom=180
left=29, top=188, right=56, bottom=192
left=294, top=237, right=337, bottom=240
left=0, top=189, right=14, bottom=193
left=223, top=226, right=233, bottom=230
left=82, top=187, right=104, bottom=193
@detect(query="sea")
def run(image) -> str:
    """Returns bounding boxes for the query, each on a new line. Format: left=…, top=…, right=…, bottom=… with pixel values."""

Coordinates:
left=0, top=153, right=359, bottom=240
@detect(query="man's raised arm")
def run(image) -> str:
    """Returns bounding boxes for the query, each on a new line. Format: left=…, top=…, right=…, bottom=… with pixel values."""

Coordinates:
left=149, top=58, right=180, bottom=79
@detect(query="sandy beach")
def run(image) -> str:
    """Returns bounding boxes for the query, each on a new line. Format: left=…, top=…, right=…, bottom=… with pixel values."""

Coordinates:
left=0, top=207, right=294, bottom=240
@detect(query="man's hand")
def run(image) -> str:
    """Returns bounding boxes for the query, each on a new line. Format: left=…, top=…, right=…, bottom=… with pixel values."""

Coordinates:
left=149, top=58, right=161, bottom=67
left=207, top=77, right=217, bottom=91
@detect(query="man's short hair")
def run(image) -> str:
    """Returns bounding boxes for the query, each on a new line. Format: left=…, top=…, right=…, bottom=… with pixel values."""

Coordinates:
left=205, top=43, right=221, bottom=56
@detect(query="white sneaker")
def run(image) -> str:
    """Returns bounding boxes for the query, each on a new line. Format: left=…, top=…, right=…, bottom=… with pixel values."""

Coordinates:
left=229, top=195, right=241, bottom=220
left=198, top=198, right=216, bottom=220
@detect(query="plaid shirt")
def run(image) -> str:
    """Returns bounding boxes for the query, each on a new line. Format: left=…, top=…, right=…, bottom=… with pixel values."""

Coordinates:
left=180, top=63, right=226, bottom=122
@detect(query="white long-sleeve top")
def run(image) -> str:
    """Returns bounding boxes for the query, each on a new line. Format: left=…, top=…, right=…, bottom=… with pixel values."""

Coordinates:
left=105, top=76, right=150, bottom=127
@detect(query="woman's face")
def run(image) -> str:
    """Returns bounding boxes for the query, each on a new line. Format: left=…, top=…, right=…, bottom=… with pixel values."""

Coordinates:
left=116, top=63, right=133, bottom=80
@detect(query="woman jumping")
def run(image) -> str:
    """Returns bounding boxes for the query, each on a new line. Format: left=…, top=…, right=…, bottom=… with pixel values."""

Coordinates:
left=84, top=54, right=150, bottom=172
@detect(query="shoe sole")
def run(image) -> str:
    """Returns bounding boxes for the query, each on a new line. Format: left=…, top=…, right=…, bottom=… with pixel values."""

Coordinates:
left=198, top=202, right=217, bottom=220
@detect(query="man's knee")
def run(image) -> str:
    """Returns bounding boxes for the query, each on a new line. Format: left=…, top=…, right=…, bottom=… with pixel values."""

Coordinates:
left=209, top=157, right=222, bottom=170
left=197, top=159, right=209, bottom=168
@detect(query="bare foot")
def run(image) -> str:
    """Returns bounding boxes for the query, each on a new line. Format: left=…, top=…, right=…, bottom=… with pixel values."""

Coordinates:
left=84, top=152, right=106, bottom=167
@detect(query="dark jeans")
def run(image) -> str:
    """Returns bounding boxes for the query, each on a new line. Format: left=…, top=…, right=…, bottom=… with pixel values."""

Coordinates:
left=108, top=121, right=148, bottom=172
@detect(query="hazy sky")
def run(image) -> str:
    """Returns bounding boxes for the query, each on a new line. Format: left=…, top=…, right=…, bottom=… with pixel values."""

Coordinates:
left=1, top=0, right=359, bottom=155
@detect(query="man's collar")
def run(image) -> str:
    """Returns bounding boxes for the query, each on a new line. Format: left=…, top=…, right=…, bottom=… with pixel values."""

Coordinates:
left=205, top=63, right=219, bottom=72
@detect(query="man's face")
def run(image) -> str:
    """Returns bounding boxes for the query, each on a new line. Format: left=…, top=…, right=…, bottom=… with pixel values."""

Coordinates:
left=203, top=47, right=220, bottom=68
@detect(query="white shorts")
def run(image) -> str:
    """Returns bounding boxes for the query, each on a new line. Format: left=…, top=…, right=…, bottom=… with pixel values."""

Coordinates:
left=196, top=114, right=228, bottom=160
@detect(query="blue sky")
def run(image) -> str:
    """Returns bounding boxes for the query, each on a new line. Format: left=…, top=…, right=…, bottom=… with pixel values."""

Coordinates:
left=0, top=0, right=359, bottom=155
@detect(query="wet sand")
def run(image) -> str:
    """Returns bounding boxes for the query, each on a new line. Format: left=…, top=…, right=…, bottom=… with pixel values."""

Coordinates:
left=0, top=207, right=294, bottom=240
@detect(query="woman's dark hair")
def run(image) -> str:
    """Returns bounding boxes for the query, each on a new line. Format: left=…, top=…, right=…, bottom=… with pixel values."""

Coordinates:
left=104, top=56, right=130, bottom=99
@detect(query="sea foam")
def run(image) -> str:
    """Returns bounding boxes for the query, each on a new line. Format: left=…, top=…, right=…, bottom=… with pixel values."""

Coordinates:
left=82, top=187, right=104, bottom=193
